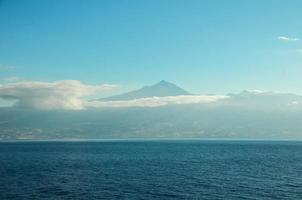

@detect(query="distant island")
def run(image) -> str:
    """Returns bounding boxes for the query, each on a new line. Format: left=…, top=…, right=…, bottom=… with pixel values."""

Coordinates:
left=1, top=80, right=302, bottom=140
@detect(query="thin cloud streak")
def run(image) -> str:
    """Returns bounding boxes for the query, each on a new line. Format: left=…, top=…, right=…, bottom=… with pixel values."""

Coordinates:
left=278, top=36, right=300, bottom=41
left=87, top=95, right=229, bottom=108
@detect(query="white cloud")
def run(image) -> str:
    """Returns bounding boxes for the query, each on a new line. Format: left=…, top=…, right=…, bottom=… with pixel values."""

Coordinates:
left=297, top=49, right=302, bottom=53
left=243, top=90, right=266, bottom=94
left=0, top=80, right=228, bottom=110
left=278, top=36, right=300, bottom=41
left=0, top=80, right=117, bottom=110
left=87, top=95, right=229, bottom=108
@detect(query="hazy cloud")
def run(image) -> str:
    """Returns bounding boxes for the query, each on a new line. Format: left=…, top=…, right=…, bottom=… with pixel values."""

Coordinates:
left=3, top=77, right=21, bottom=82
left=0, top=64, right=15, bottom=72
left=0, top=80, right=118, bottom=110
left=87, top=95, right=229, bottom=108
left=278, top=36, right=300, bottom=41
left=226, top=90, right=302, bottom=109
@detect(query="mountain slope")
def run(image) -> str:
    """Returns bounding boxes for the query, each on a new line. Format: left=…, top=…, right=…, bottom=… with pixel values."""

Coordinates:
left=99, top=80, right=190, bottom=101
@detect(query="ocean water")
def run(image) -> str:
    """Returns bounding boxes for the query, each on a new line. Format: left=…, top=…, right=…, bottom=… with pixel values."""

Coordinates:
left=0, top=140, right=302, bottom=199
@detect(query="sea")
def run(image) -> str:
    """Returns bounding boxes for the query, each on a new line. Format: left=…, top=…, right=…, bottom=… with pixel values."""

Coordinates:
left=0, top=140, right=302, bottom=199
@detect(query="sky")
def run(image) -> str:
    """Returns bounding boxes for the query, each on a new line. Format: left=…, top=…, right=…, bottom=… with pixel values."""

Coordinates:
left=0, top=0, right=302, bottom=95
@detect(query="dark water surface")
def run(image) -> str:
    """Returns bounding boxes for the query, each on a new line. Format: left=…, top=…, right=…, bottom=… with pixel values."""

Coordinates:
left=1, top=140, right=302, bottom=199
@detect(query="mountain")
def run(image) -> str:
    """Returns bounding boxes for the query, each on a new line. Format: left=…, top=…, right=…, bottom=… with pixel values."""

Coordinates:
left=99, top=80, right=191, bottom=101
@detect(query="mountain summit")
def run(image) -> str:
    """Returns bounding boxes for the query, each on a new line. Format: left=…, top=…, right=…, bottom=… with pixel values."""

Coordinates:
left=100, top=80, right=190, bottom=101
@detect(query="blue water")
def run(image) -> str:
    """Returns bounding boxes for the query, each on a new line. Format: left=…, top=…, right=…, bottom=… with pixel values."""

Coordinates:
left=0, top=140, right=302, bottom=199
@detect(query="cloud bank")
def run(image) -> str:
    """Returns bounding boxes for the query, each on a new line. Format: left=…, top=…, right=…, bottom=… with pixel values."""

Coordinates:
left=278, top=36, right=300, bottom=41
left=0, top=80, right=227, bottom=110
left=88, top=95, right=228, bottom=108
left=0, top=80, right=117, bottom=110
left=1, top=80, right=301, bottom=110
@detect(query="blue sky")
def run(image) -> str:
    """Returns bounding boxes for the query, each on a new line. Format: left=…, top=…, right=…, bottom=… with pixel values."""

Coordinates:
left=0, top=0, right=302, bottom=94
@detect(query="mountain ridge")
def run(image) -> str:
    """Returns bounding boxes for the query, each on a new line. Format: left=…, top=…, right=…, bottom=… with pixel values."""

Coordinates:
left=99, top=80, right=190, bottom=101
